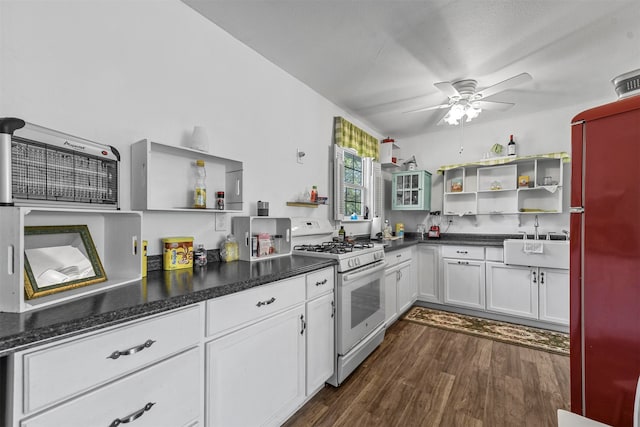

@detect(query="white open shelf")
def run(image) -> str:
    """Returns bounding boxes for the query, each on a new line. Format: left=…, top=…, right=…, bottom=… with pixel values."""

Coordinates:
left=131, top=139, right=243, bottom=212
left=0, top=207, right=142, bottom=313
left=442, top=155, right=565, bottom=216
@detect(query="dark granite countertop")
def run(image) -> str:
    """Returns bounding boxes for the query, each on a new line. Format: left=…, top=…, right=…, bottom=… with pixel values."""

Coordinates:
left=381, top=233, right=566, bottom=251
left=0, top=256, right=335, bottom=357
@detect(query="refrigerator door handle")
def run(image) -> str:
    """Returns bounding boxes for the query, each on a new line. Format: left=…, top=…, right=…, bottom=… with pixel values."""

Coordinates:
left=570, top=206, right=585, bottom=213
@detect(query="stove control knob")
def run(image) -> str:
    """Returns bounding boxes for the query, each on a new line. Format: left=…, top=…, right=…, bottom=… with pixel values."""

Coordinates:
left=356, top=258, right=361, bottom=266
left=348, top=259, right=354, bottom=268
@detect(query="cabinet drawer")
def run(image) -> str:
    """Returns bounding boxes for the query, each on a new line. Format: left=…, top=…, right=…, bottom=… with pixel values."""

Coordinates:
left=21, top=305, right=201, bottom=413
left=306, top=267, right=334, bottom=300
left=22, top=348, right=201, bottom=427
left=385, top=248, right=412, bottom=268
left=442, top=245, right=484, bottom=260
left=206, top=276, right=305, bottom=337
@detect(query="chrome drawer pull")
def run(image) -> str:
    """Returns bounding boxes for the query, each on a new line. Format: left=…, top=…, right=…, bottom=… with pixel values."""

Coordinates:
left=315, top=279, right=328, bottom=286
left=109, top=402, right=155, bottom=427
left=457, top=261, right=469, bottom=265
left=300, top=314, right=306, bottom=335
left=256, top=297, right=276, bottom=307
left=456, top=250, right=468, bottom=254
left=107, top=339, right=156, bottom=360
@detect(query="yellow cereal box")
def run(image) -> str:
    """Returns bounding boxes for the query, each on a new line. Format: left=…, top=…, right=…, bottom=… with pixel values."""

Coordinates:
left=162, top=237, right=194, bottom=270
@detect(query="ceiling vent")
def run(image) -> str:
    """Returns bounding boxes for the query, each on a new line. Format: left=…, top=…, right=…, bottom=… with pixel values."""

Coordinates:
left=612, top=69, right=640, bottom=99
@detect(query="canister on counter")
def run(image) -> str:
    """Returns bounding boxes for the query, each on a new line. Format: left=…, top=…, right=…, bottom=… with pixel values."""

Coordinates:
left=162, top=237, right=194, bottom=270
left=395, top=223, right=405, bottom=238
left=257, top=201, right=269, bottom=216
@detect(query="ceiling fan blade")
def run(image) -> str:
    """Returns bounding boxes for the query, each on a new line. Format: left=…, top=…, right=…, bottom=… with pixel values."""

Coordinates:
left=475, top=73, right=532, bottom=99
left=434, top=81, right=460, bottom=99
left=403, top=103, right=451, bottom=114
left=475, top=100, right=515, bottom=111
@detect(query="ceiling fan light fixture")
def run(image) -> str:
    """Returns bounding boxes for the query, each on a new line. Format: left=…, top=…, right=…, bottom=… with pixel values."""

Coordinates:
left=443, top=102, right=482, bottom=125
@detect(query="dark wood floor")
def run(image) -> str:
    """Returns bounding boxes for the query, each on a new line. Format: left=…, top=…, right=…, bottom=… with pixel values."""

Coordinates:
left=284, top=318, right=570, bottom=427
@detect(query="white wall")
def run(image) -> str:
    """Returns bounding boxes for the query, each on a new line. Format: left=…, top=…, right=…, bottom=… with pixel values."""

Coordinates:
left=0, top=0, right=379, bottom=254
left=385, top=101, right=606, bottom=236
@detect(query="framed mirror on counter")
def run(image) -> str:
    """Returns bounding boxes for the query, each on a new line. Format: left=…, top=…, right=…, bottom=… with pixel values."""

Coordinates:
left=23, top=224, right=107, bottom=299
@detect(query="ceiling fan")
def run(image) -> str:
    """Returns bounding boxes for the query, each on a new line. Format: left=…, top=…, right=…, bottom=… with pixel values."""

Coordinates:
left=405, top=72, right=533, bottom=125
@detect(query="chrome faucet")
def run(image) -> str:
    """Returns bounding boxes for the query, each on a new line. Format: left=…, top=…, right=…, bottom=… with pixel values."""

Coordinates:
left=534, top=215, right=539, bottom=240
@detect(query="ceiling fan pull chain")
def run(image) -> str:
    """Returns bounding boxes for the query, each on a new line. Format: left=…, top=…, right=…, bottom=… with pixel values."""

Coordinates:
left=459, top=120, right=465, bottom=155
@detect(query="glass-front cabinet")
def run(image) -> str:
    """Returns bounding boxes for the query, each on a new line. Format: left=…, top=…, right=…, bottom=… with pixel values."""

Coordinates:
left=391, top=170, right=432, bottom=210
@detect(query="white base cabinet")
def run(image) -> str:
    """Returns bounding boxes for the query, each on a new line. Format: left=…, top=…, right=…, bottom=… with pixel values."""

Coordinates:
left=416, top=245, right=440, bottom=303
left=205, top=266, right=335, bottom=427
left=5, top=267, right=336, bottom=427
left=538, top=268, right=569, bottom=325
left=21, top=349, right=201, bottom=427
left=6, top=305, right=203, bottom=427
left=206, top=305, right=306, bottom=427
left=442, top=245, right=486, bottom=310
left=486, top=262, right=538, bottom=319
left=305, top=267, right=335, bottom=396
left=306, top=292, right=335, bottom=395
left=384, top=248, right=416, bottom=326
left=486, top=262, right=569, bottom=325
left=384, top=267, right=399, bottom=325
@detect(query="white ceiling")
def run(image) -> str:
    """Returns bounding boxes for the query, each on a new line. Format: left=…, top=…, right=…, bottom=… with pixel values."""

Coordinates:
left=182, top=0, right=640, bottom=138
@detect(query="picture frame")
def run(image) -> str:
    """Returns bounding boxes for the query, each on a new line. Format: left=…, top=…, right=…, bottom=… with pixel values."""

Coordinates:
left=23, top=225, right=107, bottom=299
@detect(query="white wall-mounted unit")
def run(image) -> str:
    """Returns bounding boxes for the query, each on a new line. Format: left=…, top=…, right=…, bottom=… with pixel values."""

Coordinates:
left=232, top=216, right=292, bottom=261
left=131, top=139, right=243, bottom=212
left=0, top=207, right=141, bottom=313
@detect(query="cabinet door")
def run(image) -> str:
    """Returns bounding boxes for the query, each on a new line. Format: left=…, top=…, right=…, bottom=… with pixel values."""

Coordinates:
left=396, top=261, right=414, bottom=315
left=384, top=268, right=398, bottom=326
left=538, top=268, right=569, bottom=325
left=486, top=262, right=538, bottom=319
left=206, top=305, right=305, bottom=427
left=442, top=259, right=485, bottom=309
left=417, top=245, right=440, bottom=303
left=306, top=292, right=335, bottom=395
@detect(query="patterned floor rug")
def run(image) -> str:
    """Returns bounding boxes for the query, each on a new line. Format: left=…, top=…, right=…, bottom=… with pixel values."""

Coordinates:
left=402, top=306, right=570, bottom=355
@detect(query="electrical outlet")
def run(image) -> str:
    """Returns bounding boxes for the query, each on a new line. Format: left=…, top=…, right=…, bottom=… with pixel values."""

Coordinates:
left=215, top=213, right=227, bottom=231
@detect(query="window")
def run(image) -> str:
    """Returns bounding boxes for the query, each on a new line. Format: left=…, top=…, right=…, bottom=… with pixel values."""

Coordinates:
left=343, top=151, right=363, bottom=216
left=333, top=145, right=382, bottom=221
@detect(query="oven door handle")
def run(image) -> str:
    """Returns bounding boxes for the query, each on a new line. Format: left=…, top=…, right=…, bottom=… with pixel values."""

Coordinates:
left=341, top=261, right=386, bottom=283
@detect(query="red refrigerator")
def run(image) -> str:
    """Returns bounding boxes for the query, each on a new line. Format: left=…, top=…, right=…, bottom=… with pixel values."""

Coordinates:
left=570, top=94, right=640, bottom=426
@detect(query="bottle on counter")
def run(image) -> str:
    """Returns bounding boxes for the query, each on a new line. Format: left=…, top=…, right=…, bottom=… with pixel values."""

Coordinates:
left=193, top=159, right=207, bottom=208
left=507, top=135, right=516, bottom=156
left=383, top=219, right=393, bottom=240
left=338, top=226, right=346, bottom=242
left=310, top=185, right=318, bottom=203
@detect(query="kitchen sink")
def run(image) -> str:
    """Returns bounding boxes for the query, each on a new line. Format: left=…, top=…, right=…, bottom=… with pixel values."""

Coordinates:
left=503, top=239, right=569, bottom=269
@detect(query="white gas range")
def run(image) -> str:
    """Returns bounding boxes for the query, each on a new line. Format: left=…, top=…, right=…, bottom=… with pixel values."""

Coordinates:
left=291, top=218, right=386, bottom=387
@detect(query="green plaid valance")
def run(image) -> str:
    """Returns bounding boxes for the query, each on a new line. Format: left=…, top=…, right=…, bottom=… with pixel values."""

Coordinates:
left=334, top=117, right=379, bottom=161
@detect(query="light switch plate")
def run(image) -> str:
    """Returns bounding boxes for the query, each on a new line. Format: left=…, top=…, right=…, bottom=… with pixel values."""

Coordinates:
left=215, top=213, right=227, bottom=231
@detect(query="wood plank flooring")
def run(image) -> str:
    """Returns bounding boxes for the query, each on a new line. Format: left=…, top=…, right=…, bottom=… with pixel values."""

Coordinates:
left=284, top=318, right=570, bottom=427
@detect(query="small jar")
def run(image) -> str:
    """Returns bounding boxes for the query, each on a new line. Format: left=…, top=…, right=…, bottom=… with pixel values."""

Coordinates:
left=194, top=244, right=207, bottom=267
left=216, top=191, right=225, bottom=210
left=273, top=234, right=283, bottom=253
